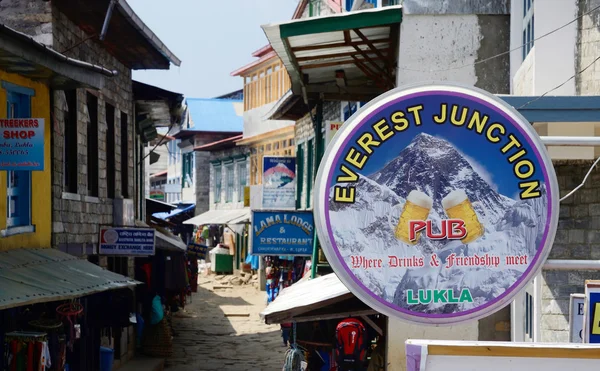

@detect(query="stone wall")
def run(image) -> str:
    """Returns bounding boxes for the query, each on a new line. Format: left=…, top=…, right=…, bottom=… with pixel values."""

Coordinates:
left=540, top=160, right=600, bottom=342
left=576, top=0, right=600, bottom=94
left=50, top=6, right=134, bottom=275
left=295, top=101, right=341, bottom=209
left=0, top=0, right=53, bottom=45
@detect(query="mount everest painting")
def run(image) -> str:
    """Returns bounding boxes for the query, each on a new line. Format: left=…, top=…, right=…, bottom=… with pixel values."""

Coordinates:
left=328, top=133, right=549, bottom=315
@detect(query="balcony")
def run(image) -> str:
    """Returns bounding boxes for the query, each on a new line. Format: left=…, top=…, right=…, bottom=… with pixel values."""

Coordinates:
left=243, top=61, right=291, bottom=112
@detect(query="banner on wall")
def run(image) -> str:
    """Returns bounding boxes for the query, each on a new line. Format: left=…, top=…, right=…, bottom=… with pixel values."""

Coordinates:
left=0, top=118, right=45, bottom=171
left=570, top=293, right=585, bottom=343
left=313, top=82, right=559, bottom=325
left=99, top=227, right=155, bottom=256
left=262, top=156, right=296, bottom=209
left=583, top=281, right=600, bottom=343
left=251, top=210, right=314, bottom=256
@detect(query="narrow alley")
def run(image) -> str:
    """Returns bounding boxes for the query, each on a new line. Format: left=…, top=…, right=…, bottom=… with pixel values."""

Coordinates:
left=166, top=274, right=287, bottom=371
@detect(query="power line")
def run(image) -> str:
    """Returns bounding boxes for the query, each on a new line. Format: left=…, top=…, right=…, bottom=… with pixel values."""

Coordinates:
left=402, top=4, right=600, bottom=73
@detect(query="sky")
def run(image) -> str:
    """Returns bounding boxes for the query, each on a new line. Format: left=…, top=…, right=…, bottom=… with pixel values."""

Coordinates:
left=331, top=93, right=548, bottom=199
left=127, top=0, right=298, bottom=98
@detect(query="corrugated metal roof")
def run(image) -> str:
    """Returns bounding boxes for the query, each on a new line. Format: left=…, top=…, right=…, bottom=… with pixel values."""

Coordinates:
left=183, top=208, right=251, bottom=226
left=0, top=248, right=140, bottom=310
left=186, top=98, right=244, bottom=132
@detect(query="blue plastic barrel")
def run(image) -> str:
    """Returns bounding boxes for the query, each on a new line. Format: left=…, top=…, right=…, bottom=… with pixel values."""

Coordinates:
left=99, top=347, right=114, bottom=371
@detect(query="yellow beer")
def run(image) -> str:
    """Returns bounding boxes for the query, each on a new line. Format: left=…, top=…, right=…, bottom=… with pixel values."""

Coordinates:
left=393, top=190, right=433, bottom=244
left=442, top=189, right=484, bottom=244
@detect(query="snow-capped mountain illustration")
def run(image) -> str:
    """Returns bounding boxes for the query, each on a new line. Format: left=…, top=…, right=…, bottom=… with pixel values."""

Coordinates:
left=264, top=163, right=295, bottom=188
left=329, top=133, right=547, bottom=314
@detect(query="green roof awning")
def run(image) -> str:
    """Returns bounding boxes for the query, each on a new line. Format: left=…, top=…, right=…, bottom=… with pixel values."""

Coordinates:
left=262, top=6, right=402, bottom=103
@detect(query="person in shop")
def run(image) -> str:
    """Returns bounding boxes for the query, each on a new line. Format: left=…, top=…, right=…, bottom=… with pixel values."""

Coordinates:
left=281, top=322, right=293, bottom=347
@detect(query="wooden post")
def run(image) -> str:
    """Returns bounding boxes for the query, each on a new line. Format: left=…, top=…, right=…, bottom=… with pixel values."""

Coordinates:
left=311, top=98, right=324, bottom=279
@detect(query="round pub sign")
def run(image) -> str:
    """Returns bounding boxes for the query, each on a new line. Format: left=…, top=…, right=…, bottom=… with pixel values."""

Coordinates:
left=314, top=83, right=559, bottom=325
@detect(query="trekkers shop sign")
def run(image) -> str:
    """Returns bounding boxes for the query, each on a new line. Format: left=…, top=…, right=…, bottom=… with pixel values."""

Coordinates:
left=314, top=83, right=559, bottom=325
left=99, top=227, right=156, bottom=256
left=0, top=118, right=45, bottom=171
left=251, top=211, right=315, bottom=256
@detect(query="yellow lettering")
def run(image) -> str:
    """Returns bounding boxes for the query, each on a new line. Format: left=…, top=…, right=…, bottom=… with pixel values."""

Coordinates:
left=372, top=119, right=394, bottom=142
left=334, top=186, right=355, bottom=203
left=450, top=105, right=468, bottom=126
left=508, top=149, right=527, bottom=163
left=433, top=104, right=447, bottom=124
left=336, top=165, right=358, bottom=182
left=592, top=303, right=600, bottom=335
left=407, top=105, right=424, bottom=126
left=515, top=160, right=534, bottom=179
left=345, top=148, right=367, bottom=169
left=501, top=134, right=522, bottom=154
left=486, top=123, right=505, bottom=143
left=391, top=111, right=409, bottom=131
left=467, top=111, right=488, bottom=134
left=519, top=181, right=541, bottom=199
left=357, top=132, right=381, bottom=154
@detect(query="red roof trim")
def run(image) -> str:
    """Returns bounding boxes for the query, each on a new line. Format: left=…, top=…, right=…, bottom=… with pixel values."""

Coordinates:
left=193, top=134, right=244, bottom=151
left=293, top=0, right=309, bottom=19
left=252, top=44, right=274, bottom=58
left=150, top=170, right=168, bottom=178
left=230, top=50, right=277, bottom=77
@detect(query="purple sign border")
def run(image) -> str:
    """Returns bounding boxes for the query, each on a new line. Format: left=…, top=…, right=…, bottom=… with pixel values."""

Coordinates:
left=322, top=89, right=555, bottom=321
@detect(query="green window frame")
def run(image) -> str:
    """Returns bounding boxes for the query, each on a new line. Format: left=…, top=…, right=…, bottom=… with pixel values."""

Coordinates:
left=214, top=165, right=222, bottom=203
left=296, top=144, right=304, bottom=209
left=306, top=138, right=314, bottom=209
left=237, top=160, right=247, bottom=202
left=309, top=0, right=321, bottom=17
left=225, top=163, right=234, bottom=202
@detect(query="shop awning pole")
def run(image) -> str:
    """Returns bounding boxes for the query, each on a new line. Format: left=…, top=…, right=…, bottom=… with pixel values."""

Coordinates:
left=311, top=98, right=324, bottom=279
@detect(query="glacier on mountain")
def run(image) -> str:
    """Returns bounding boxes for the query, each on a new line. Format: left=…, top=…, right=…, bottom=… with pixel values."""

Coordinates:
left=328, top=133, right=548, bottom=314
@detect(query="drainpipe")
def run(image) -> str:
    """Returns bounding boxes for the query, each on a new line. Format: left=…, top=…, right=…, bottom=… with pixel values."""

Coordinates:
left=99, top=0, right=118, bottom=41
left=311, top=98, right=324, bottom=279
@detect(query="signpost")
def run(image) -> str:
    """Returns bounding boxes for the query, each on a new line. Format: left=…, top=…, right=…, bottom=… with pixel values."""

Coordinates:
left=262, top=156, right=296, bottom=209
left=0, top=118, right=45, bottom=171
left=313, top=82, right=559, bottom=325
left=99, top=227, right=155, bottom=256
left=251, top=210, right=315, bottom=256
left=583, top=280, right=600, bottom=343
left=570, top=293, right=585, bottom=343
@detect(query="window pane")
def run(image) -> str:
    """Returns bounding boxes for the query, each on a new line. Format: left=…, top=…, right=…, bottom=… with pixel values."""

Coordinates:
left=226, top=164, right=234, bottom=202
left=215, top=166, right=222, bottom=202
left=238, top=161, right=247, bottom=202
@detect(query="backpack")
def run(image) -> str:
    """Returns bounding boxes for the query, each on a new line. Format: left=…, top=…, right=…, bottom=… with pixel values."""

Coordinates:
left=335, top=318, right=367, bottom=370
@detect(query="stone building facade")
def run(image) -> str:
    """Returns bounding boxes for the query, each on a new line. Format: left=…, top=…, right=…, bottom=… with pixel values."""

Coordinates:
left=208, top=145, right=251, bottom=210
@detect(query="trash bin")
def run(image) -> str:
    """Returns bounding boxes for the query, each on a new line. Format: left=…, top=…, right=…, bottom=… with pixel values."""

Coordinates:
left=214, top=254, right=234, bottom=274
left=99, top=347, right=114, bottom=371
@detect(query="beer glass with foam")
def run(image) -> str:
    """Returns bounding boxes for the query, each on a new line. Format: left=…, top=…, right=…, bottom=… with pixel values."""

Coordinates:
left=387, top=190, right=433, bottom=244
left=441, top=189, right=484, bottom=244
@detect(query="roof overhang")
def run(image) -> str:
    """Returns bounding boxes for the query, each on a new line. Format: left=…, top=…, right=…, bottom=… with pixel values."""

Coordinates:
left=53, top=0, right=181, bottom=69
left=498, top=95, right=600, bottom=123
left=133, top=80, right=184, bottom=128
left=0, top=24, right=114, bottom=90
left=194, top=134, right=243, bottom=152
left=262, top=6, right=402, bottom=102
left=266, top=89, right=311, bottom=121
left=236, top=125, right=295, bottom=146
left=183, top=208, right=251, bottom=226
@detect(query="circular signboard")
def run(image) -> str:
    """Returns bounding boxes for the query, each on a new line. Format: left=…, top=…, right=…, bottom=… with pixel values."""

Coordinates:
left=314, top=83, right=559, bottom=325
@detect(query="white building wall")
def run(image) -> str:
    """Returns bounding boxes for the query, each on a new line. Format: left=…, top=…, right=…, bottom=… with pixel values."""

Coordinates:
left=243, top=103, right=294, bottom=139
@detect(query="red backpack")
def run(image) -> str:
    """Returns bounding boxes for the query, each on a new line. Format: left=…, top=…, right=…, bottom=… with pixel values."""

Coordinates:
left=335, top=318, right=367, bottom=370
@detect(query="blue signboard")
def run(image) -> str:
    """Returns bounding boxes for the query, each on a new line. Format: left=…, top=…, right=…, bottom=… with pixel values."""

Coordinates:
left=99, top=227, right=155, bottom=256
left=251, top=211, right=315, bottom=256
left=0, top=118, right=45, bottom=171
left=188, top=243, right=208, bottom=259
left=587, top=291, right=600, bottom=343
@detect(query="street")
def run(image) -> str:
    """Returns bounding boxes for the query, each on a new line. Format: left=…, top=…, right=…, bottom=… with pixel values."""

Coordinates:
left=166, top=274, right=286, bottom=371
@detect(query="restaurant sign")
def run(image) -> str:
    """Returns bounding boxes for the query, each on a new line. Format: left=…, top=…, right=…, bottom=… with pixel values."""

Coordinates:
left=0, top=118, right=45, bottom=171
left=251, top=210, right=314, bottom=256
left=99, top=227, right=155, bottom=256
left=314, top=83, right=559, bottom=325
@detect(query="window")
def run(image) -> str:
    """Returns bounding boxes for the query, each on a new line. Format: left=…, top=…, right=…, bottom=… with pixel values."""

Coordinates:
left=182, top=152, right=193, bottom=188
left=523, top=0, right=534, bottom=60
left=382, top=0, right=399, bottom=6
left=345, top=0, right=353, bottom=11
left=525, top=292, right=533, bottom=340
left=64, top=90, right=78, bottom=193
left=4, top=85, right=33, bottom=233
left=309, top=0, right=320, bottom=17
left=86, top=93, right=99, bottom=197
left=343, top=102, right=358, bottom=121
left=306, top=139, right=314, bottom=209
left=106, top=103, right=115, bottom=199
left=121, top=112, right=129, bottom=198
left=296, top=144, right=304, bottom=209
left=237, top=160, right=247, bottom=202
left=363, top=0, right=377, bottom=7
left=214, top=166, right=222, bottom=203
left=225, top=163, right=234, bottom=202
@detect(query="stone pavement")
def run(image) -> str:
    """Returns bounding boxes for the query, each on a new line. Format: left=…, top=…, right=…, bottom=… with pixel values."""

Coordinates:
left=165, top=275, right=287, bottom=371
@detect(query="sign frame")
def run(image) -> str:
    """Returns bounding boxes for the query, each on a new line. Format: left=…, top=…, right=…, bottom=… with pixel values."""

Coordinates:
left=0, top=118, right=45, bottom=171
left=583, top=280, right=600, bottom=343
left=313, top=82, right=560, bottom=326
left=250, top=210, right=315, bottom=256
left=262, top=155, right=296, bottom=210
left=570, top=293, right=585, bottom=343
left=99, top=226, right=156, bottom=256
